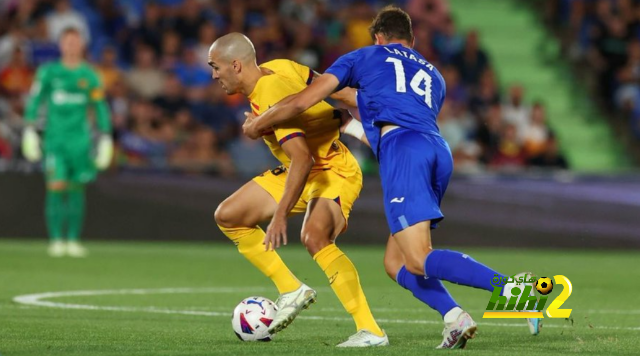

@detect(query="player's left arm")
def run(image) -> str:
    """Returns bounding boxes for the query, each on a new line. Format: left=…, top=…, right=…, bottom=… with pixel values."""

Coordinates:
left=90, top=73, right=113, bottom=169
left=22, top=65, right=50, bottom=162
left=340, top=111, right=370, bottom=147
left=243, top=74, right=340, bottom=139
left=264, top=136, right=314, bottom=250
left=89, top=74, right=112, bottom=134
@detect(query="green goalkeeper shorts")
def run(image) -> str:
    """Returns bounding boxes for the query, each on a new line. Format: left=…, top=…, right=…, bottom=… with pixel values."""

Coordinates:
left=44, top=147, right=96, bottom=184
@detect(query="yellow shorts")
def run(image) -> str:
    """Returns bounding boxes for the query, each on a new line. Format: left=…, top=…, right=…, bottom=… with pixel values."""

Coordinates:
left=253, top=166, right=363, bottom=224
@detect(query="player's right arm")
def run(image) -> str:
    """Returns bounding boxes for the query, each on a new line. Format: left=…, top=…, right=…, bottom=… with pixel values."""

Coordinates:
left=243, top=74, right=340, bottom=139
left=244, top=50, right=360, bottom=139
left=330, top=87, right=357, bottom=107
left=278, top=61, right=362, bottom=144
left=287, top=60, right=357, bottom=107
left=22, top=65, right=51, bottom=162
left=340, top=111, right=370, bottom=147
left=310, top=70, right=357, bottom=107
left=24, top=65, right=51, bottom=124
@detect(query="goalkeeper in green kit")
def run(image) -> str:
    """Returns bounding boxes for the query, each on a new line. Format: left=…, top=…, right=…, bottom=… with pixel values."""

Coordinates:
left=22, top=28, right=113, bottom=257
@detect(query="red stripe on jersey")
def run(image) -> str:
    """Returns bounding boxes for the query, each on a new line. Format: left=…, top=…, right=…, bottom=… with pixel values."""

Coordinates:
left=251, top=102, right=260, bottom=110
left=278, top=132, right=305, bottom=145
left=306, top=68, right=313, bottom=85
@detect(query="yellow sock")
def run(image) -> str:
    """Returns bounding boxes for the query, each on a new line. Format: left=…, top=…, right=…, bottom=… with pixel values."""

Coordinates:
left=313, top=244, right=384, bottom=336
left=219, top=225, right=301, bottom=294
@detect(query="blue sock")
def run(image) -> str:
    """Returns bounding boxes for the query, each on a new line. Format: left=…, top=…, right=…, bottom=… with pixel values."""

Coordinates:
left=424, top=249, right=507, bottom=292
left=396, top=266, right=458, bottom=318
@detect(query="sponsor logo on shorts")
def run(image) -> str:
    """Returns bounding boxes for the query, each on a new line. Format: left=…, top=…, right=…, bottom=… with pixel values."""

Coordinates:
left=390, top=197, right=405, bottom=203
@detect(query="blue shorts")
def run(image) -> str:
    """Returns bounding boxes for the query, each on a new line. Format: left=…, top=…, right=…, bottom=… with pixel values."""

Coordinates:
left=378, top=128, right=453, bottom=234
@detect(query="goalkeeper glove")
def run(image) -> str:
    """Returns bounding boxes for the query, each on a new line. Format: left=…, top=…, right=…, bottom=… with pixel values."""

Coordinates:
left=95, top=134, right=113, bottom=170
left=22, top=126, right=41, bottom=162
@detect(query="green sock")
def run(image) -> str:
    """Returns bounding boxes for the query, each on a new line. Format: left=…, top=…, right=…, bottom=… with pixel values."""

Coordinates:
left=45, top=189, right=65, bottom=241
left=67, top=185, right=86, bottom=241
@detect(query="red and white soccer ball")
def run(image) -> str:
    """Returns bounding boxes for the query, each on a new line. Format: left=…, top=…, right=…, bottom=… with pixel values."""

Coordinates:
left=231, top=296, right=278, bottom=341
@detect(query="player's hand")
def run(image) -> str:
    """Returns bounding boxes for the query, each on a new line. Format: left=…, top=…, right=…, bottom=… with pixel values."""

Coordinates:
left=242, top=111, right=262, bottom=140
left=337, top=109, right=356, bottom=134
left=21, top=126, right=41, bottom=162
left=264, top=213, right=288, bottom=251
left=339, top=109, right=366, bottom=142
left=95, top=134, right=113, bottom=170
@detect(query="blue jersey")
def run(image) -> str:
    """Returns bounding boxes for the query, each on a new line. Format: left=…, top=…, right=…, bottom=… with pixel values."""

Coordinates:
left=325, top=43, right=446, bottom=158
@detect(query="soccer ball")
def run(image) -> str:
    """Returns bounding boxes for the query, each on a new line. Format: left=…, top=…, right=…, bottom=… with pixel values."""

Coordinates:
left=232, top=296, right=278, bottom=341
left=535, top=277, right=553, bottom=295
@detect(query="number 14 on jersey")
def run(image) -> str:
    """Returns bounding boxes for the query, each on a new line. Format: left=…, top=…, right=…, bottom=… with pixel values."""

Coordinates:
left=385, top=57, right=433, bottom=108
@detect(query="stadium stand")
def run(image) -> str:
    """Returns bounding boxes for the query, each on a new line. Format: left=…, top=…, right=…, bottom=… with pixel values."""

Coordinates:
left=0, top=0, right=618, bottom=177
left=450, top=0, right=631, bottom=172
left=538, top=0, right=640, bottom=166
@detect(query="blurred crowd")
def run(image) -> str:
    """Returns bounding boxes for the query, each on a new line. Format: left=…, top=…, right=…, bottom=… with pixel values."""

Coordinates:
left=0, top=0, right=567, bottom=178
left=546, top=0, right=640, bottom=140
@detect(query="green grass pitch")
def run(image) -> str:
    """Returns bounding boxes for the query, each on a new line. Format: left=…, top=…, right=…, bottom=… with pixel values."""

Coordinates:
left=1, top=239, right=638, bottom=355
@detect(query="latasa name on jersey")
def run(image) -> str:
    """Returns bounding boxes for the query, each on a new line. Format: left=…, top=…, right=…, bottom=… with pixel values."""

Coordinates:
left=382, top=46, right=435, bottom=71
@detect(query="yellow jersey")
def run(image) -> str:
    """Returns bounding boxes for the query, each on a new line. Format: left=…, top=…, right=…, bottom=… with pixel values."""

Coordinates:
left=248, top=59, right=359, bottom=178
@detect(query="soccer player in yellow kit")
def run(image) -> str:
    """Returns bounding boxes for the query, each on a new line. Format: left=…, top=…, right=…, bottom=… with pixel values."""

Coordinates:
left=209, top=33, right=387, bottom=347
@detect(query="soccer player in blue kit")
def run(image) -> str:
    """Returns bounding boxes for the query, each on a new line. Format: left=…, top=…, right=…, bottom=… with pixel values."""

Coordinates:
left=243, top=6, right=541, bottom=349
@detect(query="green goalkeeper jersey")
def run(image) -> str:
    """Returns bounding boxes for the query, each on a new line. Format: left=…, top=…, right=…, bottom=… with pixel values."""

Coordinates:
left=25, top=61, right=111, bottom=151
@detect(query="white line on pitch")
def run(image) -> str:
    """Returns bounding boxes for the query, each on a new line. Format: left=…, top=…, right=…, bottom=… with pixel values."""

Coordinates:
left=12, top=288, right=640, bottom=332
